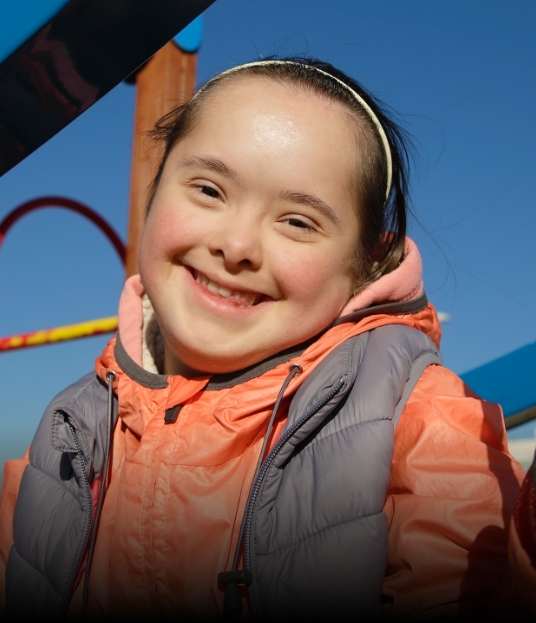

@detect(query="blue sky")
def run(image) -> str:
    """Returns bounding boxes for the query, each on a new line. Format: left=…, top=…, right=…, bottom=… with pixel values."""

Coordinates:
left=1, top=0, right=535, bottom=466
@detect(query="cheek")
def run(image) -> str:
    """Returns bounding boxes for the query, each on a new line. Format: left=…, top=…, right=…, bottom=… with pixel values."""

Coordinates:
left=139, top=205, right=202, bottom=266
left=276, top=248, right=354, bottom=316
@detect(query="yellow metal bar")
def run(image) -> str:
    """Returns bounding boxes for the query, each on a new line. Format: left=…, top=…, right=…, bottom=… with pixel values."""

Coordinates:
left=0, top=317, right=118, bottom=352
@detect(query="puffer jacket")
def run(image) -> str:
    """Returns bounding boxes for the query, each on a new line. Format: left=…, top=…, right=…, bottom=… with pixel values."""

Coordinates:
left=0, top=240, right=526, bottom=620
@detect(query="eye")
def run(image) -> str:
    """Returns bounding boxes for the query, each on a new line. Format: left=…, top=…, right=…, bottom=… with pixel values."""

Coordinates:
left=284, top=217, right=316, bottom=232
left=198, top=184, right=221, bottom=199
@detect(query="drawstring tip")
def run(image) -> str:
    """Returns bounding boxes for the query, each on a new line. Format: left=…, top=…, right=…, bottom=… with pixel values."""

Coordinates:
left=218, top=570, right=252, bottom=617
left=223, top=582, right=243, bottom=617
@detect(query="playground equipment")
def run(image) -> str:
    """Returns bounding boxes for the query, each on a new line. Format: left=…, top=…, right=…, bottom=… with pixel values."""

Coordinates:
left=0, top=196, right=126, bottom=262
left=0, top=0, right=214, bottom=176
left=460, top=341, right=536, bottom=430
left=0, top=2, right=205, bottom=351
left=0, top=196, right=125, bottom=351
left=0, top=317, right=118, bottom=352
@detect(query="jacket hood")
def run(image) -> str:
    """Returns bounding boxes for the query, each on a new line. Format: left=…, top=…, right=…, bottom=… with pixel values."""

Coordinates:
left=340, top=237, right=424, bottom=316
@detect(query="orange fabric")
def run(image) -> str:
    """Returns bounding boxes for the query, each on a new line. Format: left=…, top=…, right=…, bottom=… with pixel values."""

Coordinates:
left=383, top=365, right=525, bottom=619
left=72, top=306, right=438, bottom=620
left=0, top=303, right=529, bottom=619
left=0, top=451, right=29, bottom=615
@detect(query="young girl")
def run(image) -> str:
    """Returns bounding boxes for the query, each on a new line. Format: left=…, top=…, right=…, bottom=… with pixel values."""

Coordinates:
left=0, top=57, right=530, bottom=621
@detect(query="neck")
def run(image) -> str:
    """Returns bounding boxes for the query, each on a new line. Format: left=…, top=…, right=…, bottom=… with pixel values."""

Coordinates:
left=164, top=343, right=205, bottom=377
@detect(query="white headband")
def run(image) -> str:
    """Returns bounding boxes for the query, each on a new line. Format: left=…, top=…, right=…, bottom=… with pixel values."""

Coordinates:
left=196, top=60, right=393, bottom=200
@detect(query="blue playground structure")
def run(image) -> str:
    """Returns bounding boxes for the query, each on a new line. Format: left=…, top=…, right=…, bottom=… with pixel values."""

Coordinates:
left=0, top=0, right=213, bottom=176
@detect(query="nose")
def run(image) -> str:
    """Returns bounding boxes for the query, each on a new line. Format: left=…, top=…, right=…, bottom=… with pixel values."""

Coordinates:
left=208, top=211, right=263, bottom=271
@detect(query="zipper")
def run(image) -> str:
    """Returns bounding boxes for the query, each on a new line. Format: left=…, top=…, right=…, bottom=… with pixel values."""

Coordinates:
left=243, top=376, right=346, bottom=619
left=59, top=415, right=93, bottom=618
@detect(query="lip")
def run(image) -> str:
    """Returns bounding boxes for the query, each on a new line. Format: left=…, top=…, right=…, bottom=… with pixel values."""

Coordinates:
left=183, top=265, right=274, bottom=314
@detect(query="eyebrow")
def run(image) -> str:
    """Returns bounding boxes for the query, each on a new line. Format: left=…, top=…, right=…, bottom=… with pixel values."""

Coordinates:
left=279, top=191, right=342, bottom=225
left=177, top=154, right=244, bottom=185
left=177, top=154, right=341, bottom=225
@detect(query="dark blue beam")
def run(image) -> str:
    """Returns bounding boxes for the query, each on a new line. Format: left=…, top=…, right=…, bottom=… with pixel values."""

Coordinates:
left=0, top=0, right=215, bottom=177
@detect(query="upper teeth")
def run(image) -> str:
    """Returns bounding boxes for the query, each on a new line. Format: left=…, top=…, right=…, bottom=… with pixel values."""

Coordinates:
left=195, top=271, right=259, bottom=308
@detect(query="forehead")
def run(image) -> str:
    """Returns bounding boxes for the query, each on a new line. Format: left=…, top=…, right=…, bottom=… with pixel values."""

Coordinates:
left=200, top=73, right=356, bottom=129
left=177, top=75, right=361, bottom=182
left=158, top=75, right=361, bottom=230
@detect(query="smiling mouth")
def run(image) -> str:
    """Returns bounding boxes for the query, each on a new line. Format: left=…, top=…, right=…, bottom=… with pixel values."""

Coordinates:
left=191, top=268, right=264, bottom=308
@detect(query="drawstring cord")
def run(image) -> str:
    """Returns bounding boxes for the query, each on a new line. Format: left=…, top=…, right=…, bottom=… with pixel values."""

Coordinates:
left=218, top=362, right=303, bottom=617
left=81, top=370, right=116, bottom=620
left=78, top=363, right=301, bottom=618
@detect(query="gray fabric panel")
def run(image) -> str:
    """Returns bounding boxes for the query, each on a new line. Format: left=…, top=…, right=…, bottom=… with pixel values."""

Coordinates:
left=7, top=373, right=102, bottom=618
left=254, top=418, right=393, bottom=552
left=6, top=546, right=62, bottom=619
left=28, top=375, right=88, bottom=490
left=12, top=466, right=90, bottom=594
left=248, top=324, right=441, bottom=621
left=255, top=514, right=388, bottom=621
left=285, top=334, right=368, bottom=430
left=351, top=326, right=438, bottom=424
left=30, top=372, right=113, bottom=482
left=269, top=335, right=368, bottom=469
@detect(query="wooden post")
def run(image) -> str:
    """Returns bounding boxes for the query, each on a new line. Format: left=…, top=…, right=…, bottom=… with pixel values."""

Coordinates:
left=126, top=42, right=197, bottom=277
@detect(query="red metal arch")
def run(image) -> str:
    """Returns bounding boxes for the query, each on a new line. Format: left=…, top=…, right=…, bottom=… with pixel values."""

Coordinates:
left=0, top=196, right=126, bottom=264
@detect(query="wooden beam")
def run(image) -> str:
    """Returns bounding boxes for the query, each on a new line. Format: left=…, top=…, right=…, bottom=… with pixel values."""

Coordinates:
left=126, top=42, right=197, bottom=277
left=505, top=405, right=536, bottom=430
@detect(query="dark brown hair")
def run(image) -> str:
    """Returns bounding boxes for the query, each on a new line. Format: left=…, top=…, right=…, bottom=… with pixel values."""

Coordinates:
left=147, top=57, right=412, bottom=293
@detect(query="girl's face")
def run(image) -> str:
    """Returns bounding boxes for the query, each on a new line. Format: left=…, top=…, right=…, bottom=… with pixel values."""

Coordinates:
left=139, top=77, right=361, bottom=375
